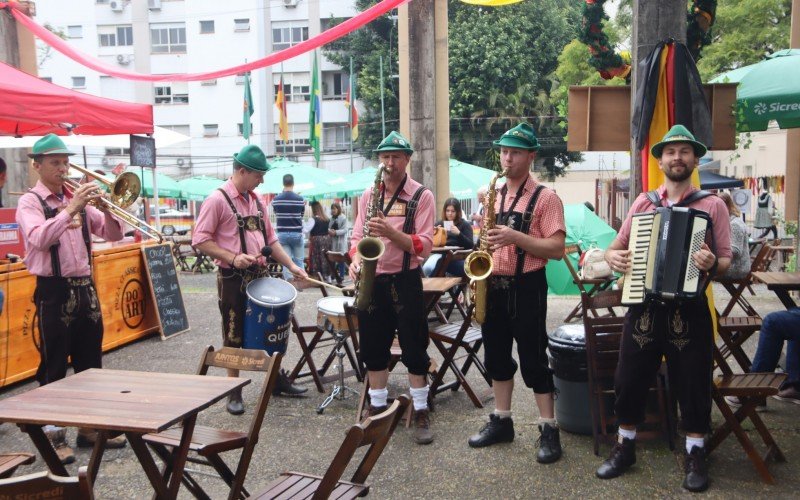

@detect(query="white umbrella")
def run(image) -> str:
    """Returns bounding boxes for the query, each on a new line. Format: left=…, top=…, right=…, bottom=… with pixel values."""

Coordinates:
left=0, top=126, right=190, bottom=149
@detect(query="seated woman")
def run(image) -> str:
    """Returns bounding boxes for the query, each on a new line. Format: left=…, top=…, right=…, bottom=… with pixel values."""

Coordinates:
left=422, top=198, right=474, bottom=277
left=717, top=192, right=749, bottom=280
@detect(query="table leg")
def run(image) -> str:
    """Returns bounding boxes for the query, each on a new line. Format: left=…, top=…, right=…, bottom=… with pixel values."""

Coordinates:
left=127, top=433, right=170, bottom=499
left=20, top=424, right=68, bottom=476
left=87, top=431, right=108, bottom=483
left=773, top=289, right=798, bottom=310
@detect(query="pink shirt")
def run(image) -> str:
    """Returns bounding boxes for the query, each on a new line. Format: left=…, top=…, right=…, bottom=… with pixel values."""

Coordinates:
left=615, top=185, right=732, bottom=259
left=16, top=181, right=123, bottom=277
left=349, top=174, right=434, bottom=275
left=193, top=179, right=278, bottom=268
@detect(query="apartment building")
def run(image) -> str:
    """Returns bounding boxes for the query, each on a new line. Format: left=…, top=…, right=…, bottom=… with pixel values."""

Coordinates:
left=33, top=0, right=369, bottom=178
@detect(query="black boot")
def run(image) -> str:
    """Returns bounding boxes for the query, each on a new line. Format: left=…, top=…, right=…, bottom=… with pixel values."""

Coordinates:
left=536, top=423, right=562, bottom=464
left=682, top=446, right=709, bottom=493
left=596, top=437, right=636, bottom=479
left=226, top=388, right=244, bottom=415
left=468, top=414, right=514, bottom=448
left=272, top=369, right=308, bottom=396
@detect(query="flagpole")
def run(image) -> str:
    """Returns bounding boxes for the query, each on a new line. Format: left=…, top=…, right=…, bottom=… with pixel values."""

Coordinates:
left=281, top=62, right=286, bottom=157
left=349, top=57, right=354, bottom=174
left=379, top=55, right=386, bottom=138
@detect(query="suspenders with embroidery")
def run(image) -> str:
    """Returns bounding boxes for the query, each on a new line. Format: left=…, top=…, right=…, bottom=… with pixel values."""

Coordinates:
left=30, top=192, right=91, bottom=278
left=217, top=189, right=269, bottom=255
left=401, top=186, right=429, bottom=272
left=514, top=185, right=545, bottom=278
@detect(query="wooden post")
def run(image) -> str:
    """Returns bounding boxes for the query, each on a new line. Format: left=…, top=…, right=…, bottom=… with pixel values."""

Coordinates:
left=629, top=0, right=687, bottom=199
left=786, top=0, right=800, bottom=232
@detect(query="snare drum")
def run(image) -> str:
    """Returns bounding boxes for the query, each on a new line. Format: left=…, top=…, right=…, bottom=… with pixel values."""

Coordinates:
left=244, top=277, right=297, bottom=354
left=316, top=296, right=356, bottom=335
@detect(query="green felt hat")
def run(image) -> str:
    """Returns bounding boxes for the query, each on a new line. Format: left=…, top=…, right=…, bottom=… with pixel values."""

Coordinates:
left=373, top=131, right=414, bottom=154
left=492, top=123, right=540, bottom=151
left=27, top=134, right=75, bottom=158
left=233, top=144, right=270, bottom=172
left=650, top=124, right=707, bottom=158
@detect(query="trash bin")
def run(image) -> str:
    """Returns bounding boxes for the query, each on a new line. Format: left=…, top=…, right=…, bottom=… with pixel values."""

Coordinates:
left=547, top=324, right=591, bottom=435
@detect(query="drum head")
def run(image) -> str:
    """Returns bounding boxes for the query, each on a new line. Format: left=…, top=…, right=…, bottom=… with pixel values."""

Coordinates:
left=246, top=277, right=297, bottom=307
left=316, top=296, right=354, bottom=316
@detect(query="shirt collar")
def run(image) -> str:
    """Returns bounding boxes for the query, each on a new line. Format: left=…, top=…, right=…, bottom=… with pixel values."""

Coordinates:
left=656, top=184, right=698, bottom=203
left=222, top=178, right=251, bottom=200
left=31, top=180, right=70, bottom=202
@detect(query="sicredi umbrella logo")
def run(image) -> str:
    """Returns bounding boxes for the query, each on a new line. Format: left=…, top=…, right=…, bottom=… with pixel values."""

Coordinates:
left=753, top=101, right=800, bottom=115
left=754, top=102, right=768, bottom=115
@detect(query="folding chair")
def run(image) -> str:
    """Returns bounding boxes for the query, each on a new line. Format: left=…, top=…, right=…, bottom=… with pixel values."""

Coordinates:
left=428, top=303, right=492, bottom=408
left=708, top=343, right=786, bottom=483
left=716, top=243, right=773, bottom=317
left=563, top=244, right=617, bottom=323
left=143, top=346, right=283, bottom=500
left=435, top=249, right=471, bottom=322
left=0, top=452, right=34, bottom=479
left=252, top=396, right=410, bottom=500
left=0, top=466, right=93, bottom=499
left=716, top=313, right=762, bottom=373
left=581, top=290, right=675, bottom=456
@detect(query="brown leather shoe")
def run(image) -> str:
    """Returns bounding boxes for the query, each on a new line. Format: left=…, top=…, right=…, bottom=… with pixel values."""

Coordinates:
left=412, top=409, right=433, bottom=445
left=45, top=427, right=75, bottom=465
left=77, top=428, right=127, bottom=449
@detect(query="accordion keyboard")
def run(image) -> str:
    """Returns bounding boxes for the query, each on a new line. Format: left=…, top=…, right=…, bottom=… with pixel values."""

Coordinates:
left=621, top=213, right=655, bottom=305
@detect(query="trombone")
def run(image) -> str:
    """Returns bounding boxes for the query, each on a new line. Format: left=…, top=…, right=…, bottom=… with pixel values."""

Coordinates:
left=63, top=163, right=164, bottom=243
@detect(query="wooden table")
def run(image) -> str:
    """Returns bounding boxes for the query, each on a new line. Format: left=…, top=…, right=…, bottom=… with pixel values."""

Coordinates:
left=0, top=369, right=247, bottom=499
left=752, top=271, right=800, bottom=309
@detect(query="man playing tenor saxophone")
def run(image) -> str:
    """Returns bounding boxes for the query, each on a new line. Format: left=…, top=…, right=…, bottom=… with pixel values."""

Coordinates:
left=467, top=123, right=567, bottom=465
left=348, top=131, right=436, bottom=444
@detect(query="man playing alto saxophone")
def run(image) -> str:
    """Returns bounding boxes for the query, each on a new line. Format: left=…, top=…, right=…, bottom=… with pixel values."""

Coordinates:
left=467, top=123, right=567, bottom=465
left=348, top=131, right=436, bottom=444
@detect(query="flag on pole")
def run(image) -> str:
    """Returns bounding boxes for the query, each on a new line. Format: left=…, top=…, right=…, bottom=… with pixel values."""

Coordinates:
left=275, top=75, right=288, bottom=142
left=345, top=74, right=359, bottom=141
left=242, top=72, right=254, bottom=142
left=309, top=51, right=322, bottom=163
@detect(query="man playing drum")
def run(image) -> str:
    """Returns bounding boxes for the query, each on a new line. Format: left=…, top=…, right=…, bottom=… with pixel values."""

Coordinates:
left=348, top=131, right=436, bottom=444
left=194, top=144, right=309, bottom=415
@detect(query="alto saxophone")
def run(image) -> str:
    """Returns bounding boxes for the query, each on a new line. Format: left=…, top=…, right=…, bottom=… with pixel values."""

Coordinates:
left=464, top=169, right=506, bottom=324
left=354, top=163, right=388, bottom=311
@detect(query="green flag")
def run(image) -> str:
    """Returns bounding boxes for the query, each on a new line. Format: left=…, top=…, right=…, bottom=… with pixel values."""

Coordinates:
left=242, top=72, right=254, bottom=142
left=309, top=51, right=322, bottom=163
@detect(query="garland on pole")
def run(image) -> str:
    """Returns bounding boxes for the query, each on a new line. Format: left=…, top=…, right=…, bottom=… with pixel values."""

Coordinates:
left=580, top=0, right=717, bottom=81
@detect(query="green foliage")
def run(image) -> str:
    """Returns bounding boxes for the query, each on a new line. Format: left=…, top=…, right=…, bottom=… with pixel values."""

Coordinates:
left=697, top=0, right=791, bottom=81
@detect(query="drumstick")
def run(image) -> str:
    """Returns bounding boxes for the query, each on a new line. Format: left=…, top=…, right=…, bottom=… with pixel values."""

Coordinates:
left=300, top=275, right=344, bottom=292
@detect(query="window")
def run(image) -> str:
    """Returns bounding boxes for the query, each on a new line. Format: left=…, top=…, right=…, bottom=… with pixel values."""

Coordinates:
left=272, top=22, right=308, bottom=50
left=235, top=73, right=246, bottom=85
left=99, top=33, right=116, bottom=47
left=237, top=123, right=254, bottom=136
left=40, top=77, right=52, bottom=83
left=150, top=23, right=186, bottom=53
left=201, top=79, right=217, bottom=86
left=323, top=124, right=348, bottom=151
left=234, top=18, right=250, bottom=32
left=67, top=25, right=83, bottom=38
left=199, top=20, right=214, bottom=34
left=72, top=77, right=86, bottom=88
left=104, top=147, right=130, bottom=156
left=323, top=72, right=348, bottom=100
left=203, top=124, right=219, bottom=137
left=117, top=26, right=133, bottom=46
left=99, top=25, right=133, bottom=46
left=154, top=82, right=189, bottom=104
left=161, top=124, right=190, bottom=136
left=274, top=123, right=310, bottom=153
left=274, top=73, right=310, bottom=102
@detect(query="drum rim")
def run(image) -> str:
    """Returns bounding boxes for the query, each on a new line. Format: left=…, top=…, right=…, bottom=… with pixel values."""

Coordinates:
left=316, top=296, right=354, bottom=315
left=246, top=277, right=298, bottom=308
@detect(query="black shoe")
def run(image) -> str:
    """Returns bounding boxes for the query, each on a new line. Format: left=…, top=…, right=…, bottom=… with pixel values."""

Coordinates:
left=596, top=437, right=636, bottom=479
left=682, top=446, right=709, bottom=493
left=226, top=388, right=245, bottom=415
left=468, top=414, right=514, bottom=448
left=272, top=369, right=308, bottom=396
left=535, top=423, right=562, bottom=464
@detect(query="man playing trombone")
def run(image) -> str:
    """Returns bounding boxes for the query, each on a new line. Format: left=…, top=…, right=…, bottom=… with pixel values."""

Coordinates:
left=16, top=134, right=128, bottom=464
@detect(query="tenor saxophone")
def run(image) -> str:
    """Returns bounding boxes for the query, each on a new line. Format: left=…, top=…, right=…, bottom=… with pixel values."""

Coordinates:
left=464, top=169, right=505, bottom=323
left=354, top=164, right=387, bottom=311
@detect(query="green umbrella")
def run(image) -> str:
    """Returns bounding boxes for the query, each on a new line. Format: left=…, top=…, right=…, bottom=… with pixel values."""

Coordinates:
left=302, top=166, right=378, bottom=201
left=178, top=176, right=225, bottom=202
left=128, top=169, right=182, bottom=199
left=546, top=204, right=618, bottom=295
left=448, top=159, right=497, bottom=198
left=259, top=157, right=340, bottom=194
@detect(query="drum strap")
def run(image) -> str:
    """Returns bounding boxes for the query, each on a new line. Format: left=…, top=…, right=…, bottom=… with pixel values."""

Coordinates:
left=401, top=186, right=429, bottom=272
left=30, top=191, right=90, bottom=278
left=217, top=188, right=269, bottom=255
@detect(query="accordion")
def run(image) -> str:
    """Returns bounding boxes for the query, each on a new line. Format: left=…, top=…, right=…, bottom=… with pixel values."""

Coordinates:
left=621, top=207, right=712, bottom=305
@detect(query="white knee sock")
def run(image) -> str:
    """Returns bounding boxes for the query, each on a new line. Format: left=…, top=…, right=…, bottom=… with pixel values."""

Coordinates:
left=368, top=388, right=388, bottom=408
left=686, top=436, right=705, bottom=453
left=409, top=386, right=430, bottom=411
left=493, top=409, right=512, bottom=419
left=618, top=427, right=637, bottom=442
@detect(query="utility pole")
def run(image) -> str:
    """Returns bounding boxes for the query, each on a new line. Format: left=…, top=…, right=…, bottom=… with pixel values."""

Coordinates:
left=786, top=0, right=800, bottom=230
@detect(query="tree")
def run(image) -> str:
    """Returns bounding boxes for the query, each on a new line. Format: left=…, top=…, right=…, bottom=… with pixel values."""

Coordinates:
left=696, top=0, right=791, bottom=81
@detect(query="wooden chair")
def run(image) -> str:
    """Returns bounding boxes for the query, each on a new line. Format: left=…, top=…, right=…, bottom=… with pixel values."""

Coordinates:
left=0, top=452, right=34, bottom=479
left=716, top=243, right=773, bottom=317
left=716, top=313, right=762, bottom=373
left=581, top=290, right=675, bottom=456
left=428, top=303, right=492, bottom=408
left=436, top=249, right=471, bottom=322
left=252, top=396, right=410, bottom=500
left=563, top=244, right=617, bottom=323
left=143, top=346, right=283, bottom=500
left=708, top=343, right=786, bottom=484
left=325, top=251, right=352, bottom=288
left=0, top=466, right=93, bottom=499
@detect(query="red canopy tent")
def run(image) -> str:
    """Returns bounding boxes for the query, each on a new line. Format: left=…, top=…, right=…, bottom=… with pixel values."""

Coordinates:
left=0, top=61, right=153, bottom=136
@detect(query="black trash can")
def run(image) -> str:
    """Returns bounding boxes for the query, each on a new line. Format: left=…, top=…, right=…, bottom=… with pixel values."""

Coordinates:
left=547, top=324, right=591, bottom=435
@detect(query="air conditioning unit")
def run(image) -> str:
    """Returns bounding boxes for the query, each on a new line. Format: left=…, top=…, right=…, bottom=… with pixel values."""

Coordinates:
left=101, top=157, right=110, bottom=167
left=109, top=0, right=124, bottom=12
left=177, top=158, right=191, bottom=168
left=148, top=0, right=162, bottom=10
left=116, top=54, right=131, bottom=65
left=283, top=0, right=299, bottom=7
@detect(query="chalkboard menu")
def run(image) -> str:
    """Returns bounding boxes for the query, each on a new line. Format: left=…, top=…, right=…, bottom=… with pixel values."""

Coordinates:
left=130, top=135, right=156, bottom=167
left=141, top=243, right=190, bottom=338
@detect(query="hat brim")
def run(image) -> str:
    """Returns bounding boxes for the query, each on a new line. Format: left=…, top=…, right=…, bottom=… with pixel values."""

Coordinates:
left=233, top=153, right=269, bottom=172
left=27, top=149, right=75, bottom=158
left=372, top=146, right=413, bottom=154
left=493, top=137, right=540, bottom=151
left=651, top=139, right=707, bottom=158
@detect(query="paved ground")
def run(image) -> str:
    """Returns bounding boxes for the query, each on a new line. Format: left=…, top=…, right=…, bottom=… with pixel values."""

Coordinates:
left=1, top=273, right=798, bottom=499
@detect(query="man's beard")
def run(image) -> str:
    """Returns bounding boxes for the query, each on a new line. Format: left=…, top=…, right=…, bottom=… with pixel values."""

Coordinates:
left=663, top=162, right=693, bottom=182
